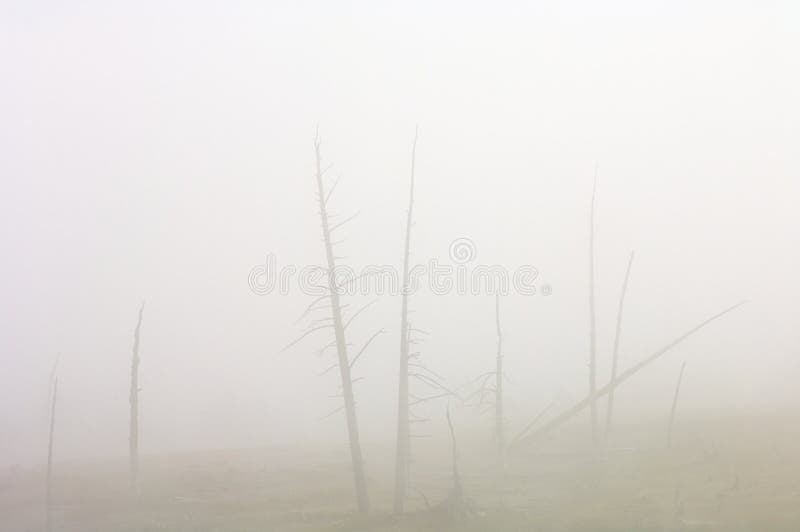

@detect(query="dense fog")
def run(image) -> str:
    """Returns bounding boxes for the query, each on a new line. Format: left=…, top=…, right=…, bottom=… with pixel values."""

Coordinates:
left=2, top=0, right=798, bottom=482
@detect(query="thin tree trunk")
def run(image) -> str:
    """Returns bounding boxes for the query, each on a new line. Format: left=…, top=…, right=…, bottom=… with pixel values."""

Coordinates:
left=129, top=302, right=144, bottom=493
left=588, top=168, right=599, bottom=446
left=445, top=405, right=463, bottom=505
left=314, top=134, right=370, bottom=514
left=514, top=301, right=743, bottom=447
left=494, top=293, right=505, bottom=467
left=46, top=377, right=58, bottom=532
left=667, top=361, right=687, bottom=448
left=393, top=128, right=417, bottom=513
left=604, top=251, right=634, bottom=441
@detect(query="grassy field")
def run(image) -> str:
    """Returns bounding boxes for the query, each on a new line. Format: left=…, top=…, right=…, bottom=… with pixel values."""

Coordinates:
left=3, top=410, right=800, bottom=531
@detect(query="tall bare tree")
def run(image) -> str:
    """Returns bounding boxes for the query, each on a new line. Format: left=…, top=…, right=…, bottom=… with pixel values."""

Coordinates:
left=392, top=129, right=417, bottom=513
left=588, top=168, right=599, bottom=446
left=460, top=295, right=507, bottom=460
left=604, top=251, right=635, bottom=440
left=311, top=131, right=370, bottom=513
left=129, top=301, right=144, bottom=493
left=392, top=128, right=418, bottom=513
left=392, top=129, right=454, bottom=512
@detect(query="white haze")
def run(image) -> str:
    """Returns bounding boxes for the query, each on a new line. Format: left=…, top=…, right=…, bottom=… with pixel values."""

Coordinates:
left=1, top=1, right=799, bottom=467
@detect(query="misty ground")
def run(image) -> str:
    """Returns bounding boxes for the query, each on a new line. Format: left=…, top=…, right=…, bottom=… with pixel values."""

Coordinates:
left=3, top=409, right=799, bottom=532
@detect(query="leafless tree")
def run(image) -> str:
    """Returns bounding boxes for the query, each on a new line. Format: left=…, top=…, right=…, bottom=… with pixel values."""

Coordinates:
left=393, top=128, right=417, bottom=513
left=604, top=251, right=635, bottom=441
left=446, top=405, right=462, bottom=502
left=667, top=360, right=687, bottom=448
left=284, top=131, right=378, bottom=513
left=315, top=132, right=370, bottom=513
left=442, top=404, right=472, bottom=522
left=129, top=301, right=144, bottom=493
left=392, top=129, right=455, bottom=512
left=460, top=296, right=506, bottom=460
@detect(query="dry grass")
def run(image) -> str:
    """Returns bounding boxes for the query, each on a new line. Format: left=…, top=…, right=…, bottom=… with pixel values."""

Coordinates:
left=3, top=409, right=800, bottom=531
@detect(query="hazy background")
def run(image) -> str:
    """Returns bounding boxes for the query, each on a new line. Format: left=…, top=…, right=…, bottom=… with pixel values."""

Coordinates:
left=1, top=1, right=798, bottom=468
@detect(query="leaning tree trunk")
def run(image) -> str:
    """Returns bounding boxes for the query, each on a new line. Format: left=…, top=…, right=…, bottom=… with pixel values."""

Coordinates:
left=514, top=301, right=743, bottom=447
left=494, top=293, right=505, bottom=467
left=46, top=377, right=58, bottom=532
left=129, top=301, right=144, bottom=493
left=393, top=128, right=417, bottom=513
left=588, top=169, right=599, bottom=447
left=314, top=134, right=370, bottom=514
left=604, top=251, right=634, bottom=441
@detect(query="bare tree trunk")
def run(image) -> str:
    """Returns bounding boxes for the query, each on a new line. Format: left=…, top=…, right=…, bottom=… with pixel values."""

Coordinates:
left=588, top=169, right=599, bottom=447
left=604, top=251, right=634, bottom=441
left=129, top=302, right=144, bottom=493
left=46, top=377, right=58, bottom=532
left=494, top=293, right=505, bottom=467
left=514, top=301, right=743, bottom=447
left=393, top=128, right=417, bottom=514
left=667, top=360, right=687, bottom=448
left=445, top=405, right=464, bottom=513
left=314, top=134, right=370, bottom=514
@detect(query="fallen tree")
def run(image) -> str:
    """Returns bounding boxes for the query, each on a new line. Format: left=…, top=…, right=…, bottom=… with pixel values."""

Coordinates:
left=513, top=301, right=744, bottom=447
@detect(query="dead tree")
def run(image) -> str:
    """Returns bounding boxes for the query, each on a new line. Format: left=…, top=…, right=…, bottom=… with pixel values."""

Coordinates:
left=46, top=363, right=58, bottom=532
left=443, top=405, right=472, bottom=522
left=283, top=131, right=372, bottom=513
left=511, top=394, right=559, bottom=445
left=604, top=251, right=635, bottom=440
left=446, top=406, right=462, bottom=501
left=393, top=128, right=417, bottom=513
left=460, top=297, right=506, bottom=456
left=452, top=297, right=511, bottom=475
left=392, top=129, right=455, bottom=512
left=588, top=168, right=599, bottom=446
left=129, top=301, right=144, bottom=493
left=514, top=301, right=744, bottom=447
left=667, top=360, right=687, bottom=448
left=494, top=293, right=505, bottom=467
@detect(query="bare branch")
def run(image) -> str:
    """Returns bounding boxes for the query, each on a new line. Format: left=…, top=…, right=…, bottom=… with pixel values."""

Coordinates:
left=350, top=328, right=386, bottom=369
left=329, top=211, right=361, bottom=233
left=411, top=372, right=461, bottom=399
left=324, top=176, right=340, bottom=205
left=317, top=340, right=338, bottom=356
left=408, top=362, right=446, bottom=382
left=319, top=362, right=338, bottom=376
left=344, top=298, right=379, bottom=330
left=318, top=405, right=345, bottom=421
left=281, top=324, right=333, bottom=353
left=409, top=392, right=452, bottom=406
